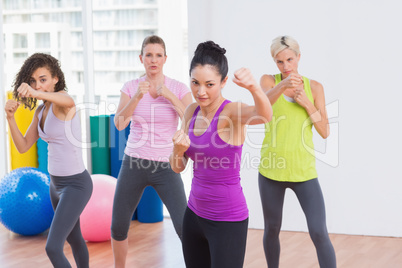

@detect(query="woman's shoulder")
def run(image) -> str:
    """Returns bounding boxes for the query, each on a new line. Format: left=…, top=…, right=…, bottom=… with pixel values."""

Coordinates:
left=182, top=102, right=198, bottom=131
left=184, top=102, right=198, bottom=116
left=165, top=76, right=189, bottom=89
left=309, top=78, right=323, bottom=88
left=305, top=78, right=325, bottom=100
left=260, top=73, right=275, bottom=82
left=121, top=77, right=143, bottom=96
left=223, top=101, right=247, bottom=116
left=123, top=77, right=144, bottom=88
left=309, top=78, right=324, bottom=93
left=260, top=74, right=276, bottom=90
left=34, top=103, right=45, bottom=118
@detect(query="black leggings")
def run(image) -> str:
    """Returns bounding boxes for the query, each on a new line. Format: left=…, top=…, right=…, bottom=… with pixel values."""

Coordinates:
left=182, top=207, right=248, bottom=268
left=258, top=173, right=336, bottom=268
left=46, top=170, right=93, bottom=268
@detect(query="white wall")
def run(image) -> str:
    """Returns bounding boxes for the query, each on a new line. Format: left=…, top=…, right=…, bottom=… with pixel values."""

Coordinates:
left=159, top=0, right=194, bottom=210
left=159, top=0, right=189, bottom=85
left=0, top=1, right=7, bottom=178
left=188, top=0, right=402, bottom=237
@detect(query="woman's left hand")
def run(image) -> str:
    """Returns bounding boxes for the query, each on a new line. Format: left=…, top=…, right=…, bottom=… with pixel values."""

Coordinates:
left=233, top=68, right=260, bottom=93
left=17, top=83, right=41, bottom=99
left=156, top=84, right=174, bottom=99
left=294, top=87, right=311, bottom=108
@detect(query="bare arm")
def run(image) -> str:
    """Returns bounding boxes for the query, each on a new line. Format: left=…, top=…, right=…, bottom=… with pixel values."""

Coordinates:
left=261, top=74, right=303, bottom=105
left=294, top=80, right=330, bottom=139
left=114, top=92, right=140, bottom=131
left=169, top=129, right=190, bottom=173
left=169, top=103, right=197, bottom=173
left=261, top=74, right=282, bottom=104
left=17, top=83, right=75, bottom=109
left=5, top=100, right=40, bottom=153
left=231, top=68, right=273, bottom=125
left=114, top=81, right=151, bottom=131
left=36, top=91, right=75, bottom=109
left=158, top=87, right=193, bottom=119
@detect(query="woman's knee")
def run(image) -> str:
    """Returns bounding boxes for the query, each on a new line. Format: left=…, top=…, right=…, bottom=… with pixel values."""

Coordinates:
left=266, top=221, right=281, bottom=237
left=45, top=241, right=62, bottom=259
left=309, top=226, right=330, bottom=245
left=111, top=225, right=128, bottom=241
left=111, top=221, right=129, bottom=241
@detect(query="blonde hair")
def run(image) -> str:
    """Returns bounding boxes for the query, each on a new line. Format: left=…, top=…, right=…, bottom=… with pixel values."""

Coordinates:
left=270, top=35, right=300, bottom=58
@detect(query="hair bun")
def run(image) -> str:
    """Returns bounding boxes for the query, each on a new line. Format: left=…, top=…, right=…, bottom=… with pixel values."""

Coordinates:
left=196, top=41, right=226, bottom=55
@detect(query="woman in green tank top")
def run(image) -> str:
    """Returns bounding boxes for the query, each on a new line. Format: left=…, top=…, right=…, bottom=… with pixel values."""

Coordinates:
left=258, top=36, right=336, bottom=268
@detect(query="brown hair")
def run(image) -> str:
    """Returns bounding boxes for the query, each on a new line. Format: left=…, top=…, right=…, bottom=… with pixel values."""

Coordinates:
left=12, top=53, right=66, bottom=110
left=140, top=35, right=166, bottom=56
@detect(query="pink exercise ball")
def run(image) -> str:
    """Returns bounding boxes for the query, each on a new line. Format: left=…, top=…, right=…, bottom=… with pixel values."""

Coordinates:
left=80, top=174, right=116, bottom=242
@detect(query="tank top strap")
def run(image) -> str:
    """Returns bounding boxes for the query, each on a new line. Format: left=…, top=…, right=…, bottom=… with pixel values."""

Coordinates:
left=274, top=73, right=282, bottom=84
left=47, top=102, right=55, bottom=119
left=211, top=99, right=231, bottom=129
left=37, top=103, right=47, bottom=134
left=214, top=99, right=231, bottom=119
left=37, top=103, right=46, bottom=117
left=274, top=74, right=314, bottom=104
left=189, top=105, right=201, bottom=132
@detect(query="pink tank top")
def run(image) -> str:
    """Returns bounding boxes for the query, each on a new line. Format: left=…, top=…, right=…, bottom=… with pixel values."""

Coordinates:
left=37, top=103, right=85, bottom=176
left=185, top=100, right=249, bottom=221
left=121, top=76, right=190, bottom=162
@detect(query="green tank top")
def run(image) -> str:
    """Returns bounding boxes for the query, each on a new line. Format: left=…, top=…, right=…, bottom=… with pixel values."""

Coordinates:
left=258, top=74, right=317, bottom=182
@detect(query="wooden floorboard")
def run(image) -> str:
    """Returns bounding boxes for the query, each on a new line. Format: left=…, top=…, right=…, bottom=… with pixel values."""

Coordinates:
left=0, top=218, right=401, bottom=267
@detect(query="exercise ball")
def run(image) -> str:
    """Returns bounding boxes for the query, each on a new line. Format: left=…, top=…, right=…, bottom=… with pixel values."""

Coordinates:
left=80, top=174, right=116, bottom=242
left=0, top=167, right=54, bottom=236
left=137, top=186, right=163, bottom=223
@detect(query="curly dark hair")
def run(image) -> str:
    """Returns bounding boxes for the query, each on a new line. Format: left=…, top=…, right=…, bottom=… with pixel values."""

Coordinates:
left=12, top=53, right=67, bottom=110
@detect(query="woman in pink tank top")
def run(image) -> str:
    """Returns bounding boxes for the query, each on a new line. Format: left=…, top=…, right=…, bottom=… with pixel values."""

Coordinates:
left=111, top=35, right=193, bottom=268
left=169, top=41, right=273, bottom=268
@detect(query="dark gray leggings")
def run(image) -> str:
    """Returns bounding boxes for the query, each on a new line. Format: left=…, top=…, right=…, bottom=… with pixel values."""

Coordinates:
left=111, top=155, right=187, bottom=241
left=47, top=170, right=93, bottom=268
left=258, top=173, right=336, bottom=268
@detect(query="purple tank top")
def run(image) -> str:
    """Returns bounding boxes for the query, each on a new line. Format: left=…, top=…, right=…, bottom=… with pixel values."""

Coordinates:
left=185, top=100, right=248, bottom=221
left=38, top=103, right=85, bottom=176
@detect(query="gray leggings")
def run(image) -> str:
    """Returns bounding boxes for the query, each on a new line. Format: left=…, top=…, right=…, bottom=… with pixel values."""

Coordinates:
left=258, top=173, right=336, bottom=268
left=111, top=154, right=187, bottom=241
left=47, top=170, right=93, bottom=268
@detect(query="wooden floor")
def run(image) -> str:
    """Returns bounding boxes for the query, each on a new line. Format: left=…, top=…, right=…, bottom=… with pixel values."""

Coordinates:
left=0, top=218, right=401, bottom=267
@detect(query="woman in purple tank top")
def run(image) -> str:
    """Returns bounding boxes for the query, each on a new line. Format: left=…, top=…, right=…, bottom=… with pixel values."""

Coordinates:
left=169, top=41, right=273, bottom=268
left=5, top=53, right=93, bottom=267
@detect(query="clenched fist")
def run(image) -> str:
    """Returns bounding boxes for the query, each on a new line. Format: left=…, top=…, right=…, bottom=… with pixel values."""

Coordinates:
left=172, top=129, right=190, bottom=155
left=293, top=87, right=309, bottom=108
left=282, top=74, right=303, bottom=90
left=233, top=68, right=259, bottom=92
left=5, top=100, right=20, bottom=119
left=135, top=81, right=150, bottom=99
left=156, top=84, right=173, bottom=99
left=17, top=82, right=40, bottom=99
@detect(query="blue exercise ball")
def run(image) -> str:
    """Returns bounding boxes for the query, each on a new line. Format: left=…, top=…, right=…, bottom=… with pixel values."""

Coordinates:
left=0, top=167, right=54, bottom=236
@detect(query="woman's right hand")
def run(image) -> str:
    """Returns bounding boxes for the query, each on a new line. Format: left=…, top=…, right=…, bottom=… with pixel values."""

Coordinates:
left=5, top=100, right=20, bottom=119
left=134, top=81, right=150, bottom=99
left=172, top=129, right=190, bottom=155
